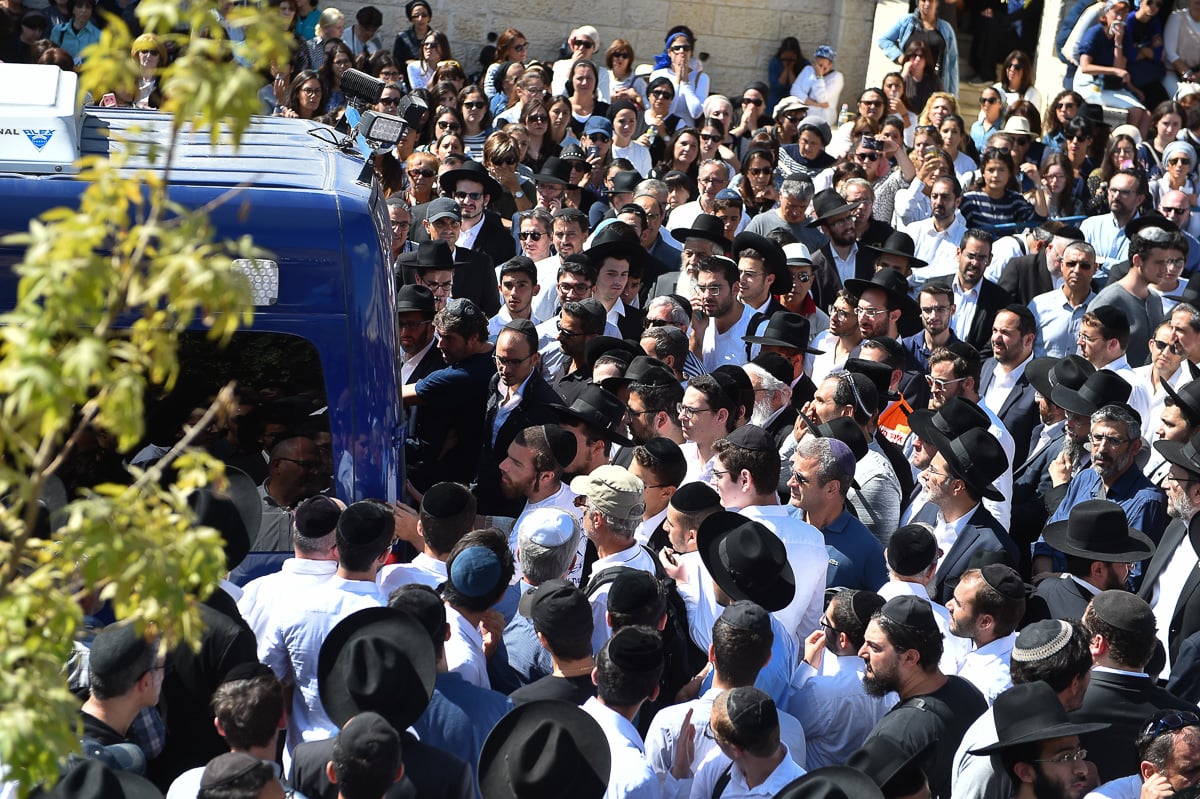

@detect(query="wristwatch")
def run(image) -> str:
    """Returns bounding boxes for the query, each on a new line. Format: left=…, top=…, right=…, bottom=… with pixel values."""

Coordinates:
left=514, top=190, right=524, bottom=198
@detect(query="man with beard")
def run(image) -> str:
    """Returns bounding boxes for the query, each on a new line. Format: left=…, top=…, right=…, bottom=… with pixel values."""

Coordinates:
left=254, top=435, right=326, bottom=551
left=845, top=269, right=915, bottom=345
left=654, top=214, right=729, bottom=298
left=1089, top=711, right=1200, bottom=799
left=1080, top=169, right=1146, bottom=269
left=624, top=367, right=685, bottom=448
left=744, top=354, right=796, bottom=447
left=689, top=254, right=753, bottom=371
left=946, top=564, right=1026, bottom=704
left=859, top=594, right=988, bottom=799
left=967, top=682, right=1106, bottom=799
left=998, top=224, right=1083, bottom=307
left=1035, top=404, right=1167, bottom=578
left=927, top=229, right=1014, bottom=355
left=1031, top=500, right=1155, bottom=622
left=809, top=189, right=876, bottom=311
left=541, top=297, right=606, bottom=393
left=532, top=209, right=590, bottom=322
left=412, top=200, right=502, bottom=315
left=1031, top=240, right=1100, bottom=359
left=902, top=175, right=968, bottom=280
left=980, top=306, right=1040, bottom=467
left=902, top=284, right=960, bottom=373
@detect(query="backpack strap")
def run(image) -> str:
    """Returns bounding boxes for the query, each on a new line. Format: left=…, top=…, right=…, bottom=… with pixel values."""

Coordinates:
left=712, top=763, right=735, bottom=799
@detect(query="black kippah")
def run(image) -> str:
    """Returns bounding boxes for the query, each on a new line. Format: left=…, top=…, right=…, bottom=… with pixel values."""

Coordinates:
left=879, top=595, right=937, bottom=633
left=670, top=482, right=721, bottom=513
left=980, top=564, right=1025, bottom=601
left=608, top=571, right=658, bottom=614
left=717, top=600, right=771, bottom=634
left=422, top=482, right=467, bottom=517
left=606, top=626, right=665, bottom=673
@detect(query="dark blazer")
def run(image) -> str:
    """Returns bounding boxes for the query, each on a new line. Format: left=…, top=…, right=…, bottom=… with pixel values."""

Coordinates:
left=913, top=503, right=1018, bottom=603
left=997, top=249, right=1053, bottom=305
left=765, top=404, right=799, bottom=450
left=1168, top=522, right=1200, bottom=664
left=1167, top=631, right=1200, bottom=703
left=406, top=344, right=446, bottom=385
left=470, top=210, right=518, bottom=265
left=405, top=345, right=449, bottom=493
left=652, top=270, right=681, bottom=298
left=1026, top=575, right=1095, bottom=622
left=1009, top=421, right=1067, bottom=563
left=398, top=247, right=502, bottom=316
left=616, top=303, right=647, bottom=341
left=1070, top=670, right=1199, bottom=783
left=979, top=359, right=1040, bottom=466
left=291, top=731, right=473, bottom=799
left=474, top=371, right=564, bottom=516
left=925, top=276, right=1013, bottom=355
left=810, top=244, right=876, bottom=312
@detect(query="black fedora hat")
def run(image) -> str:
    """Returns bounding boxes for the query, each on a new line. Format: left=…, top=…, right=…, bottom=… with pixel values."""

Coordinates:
left=844, top=268, right=917, bottom=316
left=697, top=510, right=796, bottom=612
left=908, top=396, right=990, bottom=451
left=1041, top=499, right=1155, bottom=563
left=670, top=213, right=731, bottom=249
left=774, top=767, right=886, bottom=799
left=1156, top=430, right=1200, bottom=476
left=846, top=738, right=934, bottom=797
left=938, top=427, right=1008, bottom=502
left=550, top=384, right=635, bottom=446
left=586, top=335, right=642, bottom=372
left=396, top=283, right=437, bottom=316
left=1051, top=354, right=1095, bottom=392
left=532, top=156, right=573, bottom=186
left=807, top=188, right=863, bottom=227
left=742, top=312, right=822, bottom=354
left=1051, top=370, right=1132, bottom=417
left=1127, top=212, right=1179, bottom=239
left=604, top=356, right=677, bottom=392
left=864, top=231, right=928, bottom=269
left=478, top=699, right=610, bottom=799
left=844, top=357, right=894, bottom=402
left=438, top=158, right=502, bottom=198
left=36, top=759, right=162, bottom=799
left=970, top=681, right=1109, bottom=755
left=586, top=224, right=651, bottom=277
left=811, top=416, right=869, bottom=461
left=318, top=607, right=437, bottom=734
left=398, top=240, right=457, bottom=270
left=1024, top=356, right=1060, bottom=398
left=733, top=231, right=792, bottom=295
left=1163, top=379, right=1200, bottom=427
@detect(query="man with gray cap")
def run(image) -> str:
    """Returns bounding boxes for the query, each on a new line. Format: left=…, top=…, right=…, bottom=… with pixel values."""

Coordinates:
left=860, top=595, right=988, bottom=799
left=410, top=200, right=502, bottom=316
left=574, top=464, right=657, bottom=652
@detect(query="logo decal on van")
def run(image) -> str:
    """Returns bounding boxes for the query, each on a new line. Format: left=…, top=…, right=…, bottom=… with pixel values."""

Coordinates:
left=24, top=130, right=55, bottom=151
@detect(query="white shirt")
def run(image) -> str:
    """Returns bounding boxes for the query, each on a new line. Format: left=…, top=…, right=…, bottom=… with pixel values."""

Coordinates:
left=701, top=303, right=754, bottom=371
left=582, top=697, right=661, bottom=799
left=377, top=552, right=444, bottom=595
left=832, top=242, right=859, bottom=287
left=532, top=255, right=563, bottom=323
left=445, top=603, right=490, bottom=689
left=637, top=507, right=668, bottom=546
left=689, top=743, right=805, bottom=799
left=492, top=370, right=535, bottom=445
left=955, top=633, right=1016, bottom=705
left=904, top=214, right=968, bottom=289
left=1138, top=362, right=1192, bottom=480
left=738, top=504, right=827, bottom=645
left=669, top=200, right=749, bottom=238
left=787, top=655, right=892, bottom=769
left=878, top=580, right=972, bottom=673
left=809, top=332, right=860, bottom=386
left=932, top=504, right=980, bottom=562
left=401, top=337, right=437, bottom=386
left=457, top=216, right=483, bottom=250
left=952, top=277, right=980, bottom=342
left=509, top=481, right=584, bottom=585
left=982, top=354, right=1031, bottom=419
left=488, top=305, right=543, bottom=342
left=614, top=140, right=653, bottom=177
left=952, top=704, right=1006, bottom=799
left=237, top=558, right=338, bottom=645
left=1150, top=534, right=1199, bottom=677
left=259, top=576, right=387, bottom=763
left=586, top=542, right=659, bottom=654
left=1104, top=355, right=1155, bottom=439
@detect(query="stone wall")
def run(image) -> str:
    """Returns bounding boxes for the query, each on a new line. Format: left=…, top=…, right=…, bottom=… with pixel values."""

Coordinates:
left=339, top=0, right=878, bottom=111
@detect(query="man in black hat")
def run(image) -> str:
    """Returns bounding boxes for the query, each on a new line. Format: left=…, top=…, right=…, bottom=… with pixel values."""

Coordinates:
left=845, top=268, right=916, bottom=345
left=398, top=283, right=449, bottom=491
left=585, top=223, right=647, bottom=340
left=787, top=589, right=891, bottom=768
left=742, top=313, right=822, bottom=403
left=808, top=188, right=876, bottom=311
left=580, top=626, right=664, bottom=799
left=966, top=681, right=1106, bottom=799
left=1040, top=368, right=1131, bottom=512
left=860, top=595, right=988, bottom=799
left=733, top=231, right=791, bottom=322
left=552, top=383, right=634, bottom=479
left=925, top=229, right=1014, bottom=355
left=946, top=564, right=1027, bottom=703
left=980, top=305, right=1040, bottom=466
left=744, top=353, right=799, bottom=446
left=1032, top=499, right=1155, bottom=621
left=476, top=321, right=564, bottom=517
left=653, top=213, right=729, bottom=298
left=407, top=208, right=502, bottom=316
left=479, top=700, right=610, bottom=799
left=435, top=160, right=515, bottom=265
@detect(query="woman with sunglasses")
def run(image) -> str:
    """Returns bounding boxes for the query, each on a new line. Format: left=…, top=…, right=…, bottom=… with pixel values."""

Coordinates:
left=403, top=152, right=439, bottom=207
left=648, top=26, right=710, bottom=125
left=371, top=82, right=413, bottom=194
left=1149, top=140, right=1199, bottom=208
left=1138, top=101, right=1187, bottom=179
left=900, top=39, right=942, bottom=121
left=697, top=118, right=737, bottom=174
left=651, top=127, right=701, bottom=181
left=876, top=0, right=959, bottom=96
left=484, top=131, right=534, bottom=220
left=829, top=87, right=889, bottom=159
left=1041, top=90, right=1084, bottom=154
left=605, top=39, right=643, bottom=108
left=638, top=77, right=683, bottom=160
left=1060, top=116, right=1096, bottom=201
left=729, top=83, right=770, bottom=153
left=993, top=50, right=1041, bottom=112
left=1085, top=132, right=1143, bottom=214
left=960, top=146, right=1043, bottom=228
left=483, top=29, right=528, bottom=100
left=971, top=86, right=1007, bottom=153
left=420, top=105, right=464, bottom=148
left=734, top=148, right=778, bottom=218
left=458, top=85, right=493, bottom=161
left=792, top=45, right=844, bottom=127
left=520, top=100, right=559, bottom=172
left=551, top=26, right=611, bottom=100
left=407, top=28, right=450, bottom=91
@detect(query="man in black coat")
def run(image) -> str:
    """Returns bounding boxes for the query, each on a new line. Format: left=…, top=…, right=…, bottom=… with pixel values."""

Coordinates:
left=1069, top=591, right=1200, bottom=783
left=398, top=284, right=449, bottom=494
left=406, top=202, right=501, bottom=316
left=998, top=225, right=1084, bottom=305
left=926, top=229, right=1013, bottom=355
left=808, top=189, right=876, bottom=311
left=978, top=306, right=1040, bottom=466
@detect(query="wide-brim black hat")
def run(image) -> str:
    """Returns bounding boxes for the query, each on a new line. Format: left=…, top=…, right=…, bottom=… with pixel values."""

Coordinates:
left=396, top=283, right=437, bottom=315
left=807, top=188, right=863, bottom=227
left=774, top=767, right=886, bottom=799
left=585, top=335, right=642, bottom=372
left=669, top=213, right=731, bottom=248
left=318, top=607, right=437, bottom=733
left=971, top=682, right=1109, bottom=755
left=938, top=427, right=1008, bottom=502
left=844, top=268, right=917, bottom=316
left=532, top=156, right=573, bottom=186
left=864, top=231, right=928, bottom=269
left=35, top=759, right=162, bottom=799
left=742, top=311, right=822, bottom=354
left=846, top=738, right=934, bottom=797
left=812, top=416, right=869, bottom=461
left=1051, top=370, right=1132, bottom=417
left=1041, top=498, right=1156, bottom=563
left=398, top=240, right=457, bottom=270
left=586, top=224, right=652, bottom=277
left=1163, top=379, right=1200, bottom=427
left=1156, top=430, right=1200, bottom=476
left=908, top=396, right=990, bottom=452
left=438, top=158, right=502, bottom=198
left=1025, top=357, right=1060, bottom=398
left=550, top=384, right=635, bottom=447
left=478, top=700, right=610, bottom=799
left=733, top=231, right=792, bottom=295
left=697, top=510, right=796, bottom=612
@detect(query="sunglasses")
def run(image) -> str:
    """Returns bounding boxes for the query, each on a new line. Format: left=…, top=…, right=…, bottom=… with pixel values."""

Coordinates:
left=1057, top=102, right=1078, bottom=110
left=1005, top=62, right=1023, bottom=69
left=650, top=90, right=674, bottom=99
left=669, top=44, right=693, bottom=52
left=1169, top=157, right=1193, bottom=166
left=454, top=191, right=484, bottom=201
left=748, top=166, right=773, bottom=176
left=1064, top=132, right=1088, bottom=141
left=855, top=152, right=881, bottom=162
left=437, top=120, right=461, bottom=130
left=493, top=156, right=518, bottom=166
left=527, top=115, right=548, bottom=123
left=741, top=97, right=763, bottom=106
left=860, top=99, right=883, bottom=107
left=570, top=38, right=595, bottom=49
left=612, top=51, right=630, bottom=59
left=588, top=134, right=610, bottom=143
left=462, top=100, right=487, bottom=110
left=408, top=168, right=435, bottom=178
left=379, top=97, right=401, bottom=106
left=980, top=95, right=1000, bottom=104
left=519, top=230, right=544, bottom=241
left=699, top=133, right=720, bottom=142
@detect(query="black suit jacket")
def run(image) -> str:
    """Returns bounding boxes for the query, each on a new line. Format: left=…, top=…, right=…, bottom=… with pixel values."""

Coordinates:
left=765, top=405, right=799, bottom=450
left=1168, top=521, right=1200, bottom=663
left=913, top=503, right=1018, bottom=603
left=616, top=304, right=646, bottom=341
left=291, top=731, right=473, bottom=799
left=1070, top=670, right=1199, bottom=783
left=474, top=371, right=564, bottom=516
left=1027, top=575, right=1094, bottom=622
left=997, top=249, right=1053, bottom=305
left=926, top=277, right=1013, bottom=355
left=810, top=244, right=876, bottom=312
left=1009, top=421, right=1067, bottom=564
left=979, top=359, right=1039, bottom=466
left=399, top=247, right=502, bottom=316
left=470, top=210, right=517, bottom=265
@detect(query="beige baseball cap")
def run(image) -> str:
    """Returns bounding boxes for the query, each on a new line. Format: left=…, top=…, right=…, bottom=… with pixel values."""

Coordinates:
left=570, top=465, right=645, bottom=521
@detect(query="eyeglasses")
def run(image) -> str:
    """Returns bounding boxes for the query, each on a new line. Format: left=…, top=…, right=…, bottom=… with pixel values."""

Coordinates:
left=527, top=114, right=549, bottom=123
left=277, top=457, right=322, bottom=471
left=926, top=375, right=968, bottom=390
left=1056, top=102, right=1078, bottom=110
left=1011, top=136, right=1031, bottom=146
left=1165, top=257, right=1187, bottom=268
left=855, top=306, right=888, bottom=318
left=1151, top=338, right=1181, bottom=353
left=379, top=97, right=401, bottom=106
left=390, top=220, right=411, bottom=231
left=454, top=191, right=484, bottom=201
left=980, top=96, right=1000, bottom=104
left=625, top=407, right=662, bottom=418
left=748, top=166, right=773, bottom=176
left=677, top=403, right=715, bottom=419
left=463, top=100, right=487, bottom=110
left=556, top=322, right=586, bottom=337
left=855, top=152, right=881, bottom=162
left=698, top=176, right=729, bottom=185
left=669, top=44, right=693, bottom=52
left=1141, top=712, right=1200, bottom=741
left=437, top=121, right=461, bottom=131
left=741, top=97, right=763, bottom=106
left=829, top=306, right=853, bottom=319
left=1031, top=748, right=1088, bottom=765
left=519, top=230, right=544, bottom=241
left=819, top=615, right=842, bottom=634
left=695, top=283, right=724, bottom=295
left=1089, top=433, right=1132, bottom=448
left=923, top=465, right=953, bottom=479
left=494, top=353, right=532, bottom=368
left=920, top=304, right=952, bottom=316
left=1062, top=259, right=1095, bottom=270
left=709, top=469, right=731, bottom=481
left=398, top=319, right=430, bottom=331
left=408, top=168, right=435, bottom=179
left=1108, top=187, right=1136, bottom=196
left=300, top=86, right=321, bottom=96
left=1169, top=157, right=1193, bottom=166
left=420, top=279, right=453, bottom=292
left=650, top=90, right=674, bottom=99
left=570, top=38, right=595, bottom=49
left=381, top=69, right=402, bottom=79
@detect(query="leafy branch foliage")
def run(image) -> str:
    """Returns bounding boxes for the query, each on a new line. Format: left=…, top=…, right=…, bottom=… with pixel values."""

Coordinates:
left=0, top=0, right=293, bottom=791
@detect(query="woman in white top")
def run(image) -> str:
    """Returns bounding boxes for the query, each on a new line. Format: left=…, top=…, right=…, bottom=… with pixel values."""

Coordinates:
left=551, top=25, right=611, bottom=101
left=791, top=45, right=844, bottom=127
left=993, top=50, right=1042, bottom=112
left=604, top=39, right=644, bottom=108
left=648, top=26, right=710, bottom=125
left=1164, top=0, right=1200, bottom=99
left=407, top=29, right=449, bottom=90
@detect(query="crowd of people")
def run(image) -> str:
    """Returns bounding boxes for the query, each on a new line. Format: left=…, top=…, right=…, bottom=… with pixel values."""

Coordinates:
left=19, top=0, right=1200, bottom=798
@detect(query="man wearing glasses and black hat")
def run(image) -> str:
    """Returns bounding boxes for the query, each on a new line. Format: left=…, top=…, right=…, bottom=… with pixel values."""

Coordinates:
left=808, top=188, right=875, bottom=310
left=654, top=213, right=731, bottom=299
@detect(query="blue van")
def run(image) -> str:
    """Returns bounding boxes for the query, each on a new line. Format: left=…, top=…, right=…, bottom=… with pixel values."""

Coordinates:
left=0, top=65, right=402, bottom=504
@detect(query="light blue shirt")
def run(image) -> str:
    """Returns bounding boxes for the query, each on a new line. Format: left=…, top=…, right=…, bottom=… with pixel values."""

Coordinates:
left=1031, top=287, right=1095, bottom=358
left=1081, top=212, right=1135, bottom=272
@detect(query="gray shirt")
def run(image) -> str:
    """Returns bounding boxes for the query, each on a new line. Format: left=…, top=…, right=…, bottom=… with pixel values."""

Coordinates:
left=1087, top=283, right=1164, bottom=368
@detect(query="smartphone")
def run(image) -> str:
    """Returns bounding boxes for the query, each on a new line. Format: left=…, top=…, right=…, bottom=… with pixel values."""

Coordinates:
left=588, top=145, right=599, bottom=159
left=923, top=145, right=937, bottom=158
